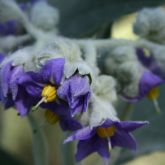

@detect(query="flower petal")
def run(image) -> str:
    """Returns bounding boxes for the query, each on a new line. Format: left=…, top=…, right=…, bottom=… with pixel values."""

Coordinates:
left=96, top=137, right=110, bottom=159
left=75, top=138, right=96, bottom=162
left=9, top=66, right=24, bottom=100
left=15, top=98, right=29, bottom=116
left=60, top=117, right=82, bottom=131
left=57, top=75, right=91, bottom=116
left=136, top=48, right=153, bottom=67
left=18, top=73, right=42, bottom=97
left=41, top=58, right=65, bottom=85
left=69, top=75, right=90, bottom=97
left=139, top=71, right=164, bottom=97
left=111, top=130, right=136, bottom=150
left=0, top=62, right=12, bottom=96
left=123, top=70, right=164, bottom=102
left=75, top=135, right=110, bottom=162
left=0, top=53, right=5, bottom=63
left=136, top=49, right=163, bottom=77
left=64, top=127, right=94, bottom=143
left=115, top=120, right=149, bottom=132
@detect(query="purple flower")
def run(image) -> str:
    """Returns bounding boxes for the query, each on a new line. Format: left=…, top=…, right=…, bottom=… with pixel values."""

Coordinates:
left=0, top=62, right=38, bottom=116
left=136, top=48, right=164, bottom=78
left=57, top=75, right=91, bottom=116
left=43, top=102, right=82, bottom=131
left=64, top=119, right=149, bottom=162
left=123, top=48, right=165, bottom=102
left=17, top=58, right=65, bottom=110
left=123, top=70, right=164, bottom=102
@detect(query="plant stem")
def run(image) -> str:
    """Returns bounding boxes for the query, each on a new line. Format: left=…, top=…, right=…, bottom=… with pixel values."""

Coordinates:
left=60, top=133, right=75, bottom=165
left=27, top=114, right=48, bottom=165
left=120, top=103, right=134, bottom=120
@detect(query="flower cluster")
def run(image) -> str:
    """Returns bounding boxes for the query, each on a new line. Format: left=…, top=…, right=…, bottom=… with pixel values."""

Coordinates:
left=2, top=0, right=163, bottom=164
left=0, top=57, right=90, bottom=131
left=0, top=54, right=149, bottom=162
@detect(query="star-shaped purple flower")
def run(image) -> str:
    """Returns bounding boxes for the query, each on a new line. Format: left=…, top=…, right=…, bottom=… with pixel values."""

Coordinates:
left=64, top=119, right=149, bottom=162
left=57, top=74, right=91, bottom=116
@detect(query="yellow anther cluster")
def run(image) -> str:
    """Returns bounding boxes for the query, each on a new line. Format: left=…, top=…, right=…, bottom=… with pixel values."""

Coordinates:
left=44, top=109, right=59, bottom=124
left=96, top=126, right=116, bottom=138
left=147, top=87, right=159, bottom=100
left=42, top=85, right=57, bottom=102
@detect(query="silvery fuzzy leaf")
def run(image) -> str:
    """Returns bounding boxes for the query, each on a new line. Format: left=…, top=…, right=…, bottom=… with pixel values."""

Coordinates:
left=104, top=45, right=144, bottom=97
left=93, top=75, right=117, bottom=103
left=119, top=61, right=142, bottom=82
left=104, top=45, right=139, bottom=76
left=134, top=7, right=165, bottom=43
left=118, top=62, right=143, bottom=97
left=82, top=41, right=100, bottom=76
left=149, top=45, right=165, bottom=75
left=0, top=47, right=36, bottom=71
left=0, top=0, right=24, bottom=22
left=45, top=38, right=82, bottom=63
left=123, top=81, right=140, bottom=98
left=110, top=45, right=138, bottom=64
left=80, top=111, right=90, bottom=126
left=89, top=95, right=119, bottom=128
left=0, top=35, right=31, bottom=52
left=64, top=61, right=93, bottom=78
left=30, top=1, right=59, bottom=31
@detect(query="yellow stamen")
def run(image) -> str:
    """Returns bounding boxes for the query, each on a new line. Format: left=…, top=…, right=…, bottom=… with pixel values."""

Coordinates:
left=42, top=85, right=57, bottom=102
left=96, top=126, right=116, bottom=138
left=143, top=48, right=150, bottom=57
left=33, top=85, right=57, bottom=110
left=147, top=87, right=159, bottom=100
left=147, top=87, right=161, bottom=113
left=44, top=109, right=59, bottom=124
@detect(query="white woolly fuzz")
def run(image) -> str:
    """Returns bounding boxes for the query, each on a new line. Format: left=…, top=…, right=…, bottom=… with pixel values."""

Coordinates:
left=89, top=95, right=119, bottom=128
left=92, top=75, right=117, bottom=103
left=30, top=1, right=59, bottom=31
left=134, top=7, right=165, bottom=43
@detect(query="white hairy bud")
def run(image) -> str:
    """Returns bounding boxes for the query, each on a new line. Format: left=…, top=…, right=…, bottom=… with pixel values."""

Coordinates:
left=30, top=1, right=59, bottom=31
left=134, top=7, right=165, bottom=43
left=89, top=95, right=119, bottom=128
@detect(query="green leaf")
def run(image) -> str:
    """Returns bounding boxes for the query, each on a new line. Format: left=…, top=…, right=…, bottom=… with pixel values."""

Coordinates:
left=116, top=86, right=165, bottom=164
left=50, top=0, right=165, bottom=37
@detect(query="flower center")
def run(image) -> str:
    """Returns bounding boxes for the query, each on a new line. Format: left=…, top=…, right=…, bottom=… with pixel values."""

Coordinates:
left=44, top=109, right=59, bottom=124
left=33, top=85, right=57, bottom=110
left=147, top=87, right=161, bottom=113
left=147, top=87, right=159, bottom=100
left=96, top=126, right=116, bottom=138
left=42, top=85, right=57, bottom=102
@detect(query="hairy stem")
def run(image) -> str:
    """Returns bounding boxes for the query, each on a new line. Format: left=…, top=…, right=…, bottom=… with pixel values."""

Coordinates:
left=27, top=114, right=48, bottom=165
